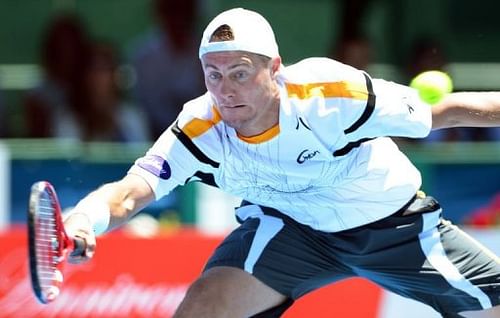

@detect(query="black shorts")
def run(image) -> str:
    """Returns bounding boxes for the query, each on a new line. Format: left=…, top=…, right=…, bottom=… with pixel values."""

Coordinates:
left=204, top=196, right=500, bottom=316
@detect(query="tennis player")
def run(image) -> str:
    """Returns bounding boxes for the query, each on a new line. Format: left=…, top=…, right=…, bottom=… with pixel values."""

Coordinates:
left=65, top=8, right=500, bottom=318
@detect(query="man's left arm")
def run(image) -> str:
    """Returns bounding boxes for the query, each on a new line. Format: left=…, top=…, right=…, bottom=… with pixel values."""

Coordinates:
left=431, top=92, right=500, bottom=130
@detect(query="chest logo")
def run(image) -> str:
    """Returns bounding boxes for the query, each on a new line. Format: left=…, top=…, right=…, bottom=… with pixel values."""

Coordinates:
left=296, top=149, right=320, bottom=164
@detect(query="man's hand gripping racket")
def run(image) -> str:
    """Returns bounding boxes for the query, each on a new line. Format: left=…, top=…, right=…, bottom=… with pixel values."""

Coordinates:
left=27, top=181, right=95, bottom=304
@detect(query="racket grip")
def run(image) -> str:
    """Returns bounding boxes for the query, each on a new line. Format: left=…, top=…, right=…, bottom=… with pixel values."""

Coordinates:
left=70, top=237, right=87, bottom=257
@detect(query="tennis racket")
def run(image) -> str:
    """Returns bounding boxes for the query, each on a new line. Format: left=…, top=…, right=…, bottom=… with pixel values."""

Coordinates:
left=27, top=181, right=86, bottom=304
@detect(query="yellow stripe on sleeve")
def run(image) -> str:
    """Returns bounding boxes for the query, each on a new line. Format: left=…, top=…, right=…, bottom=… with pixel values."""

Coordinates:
left=182, top=106, right=222, bottom=139
left=286, top=81, right=368, bottom=100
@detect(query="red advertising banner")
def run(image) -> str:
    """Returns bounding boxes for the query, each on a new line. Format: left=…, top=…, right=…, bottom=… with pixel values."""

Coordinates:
left=0, top=227, right=383, bottom=317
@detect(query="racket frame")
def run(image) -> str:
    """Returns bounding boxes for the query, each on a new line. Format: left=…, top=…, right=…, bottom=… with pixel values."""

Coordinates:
left=27, top=181, right=76, bottom=304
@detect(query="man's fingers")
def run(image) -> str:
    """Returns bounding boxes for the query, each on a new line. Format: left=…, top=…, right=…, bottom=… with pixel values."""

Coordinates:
left=64, top=213, right=96, bottom=264
left=67, top=236, right=95, bottom=264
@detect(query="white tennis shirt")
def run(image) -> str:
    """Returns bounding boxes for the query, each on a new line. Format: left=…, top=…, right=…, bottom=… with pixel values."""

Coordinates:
left=129, top=57, right=432, bottom=232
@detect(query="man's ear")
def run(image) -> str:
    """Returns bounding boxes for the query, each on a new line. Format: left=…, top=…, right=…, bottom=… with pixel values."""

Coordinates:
left=271, top=56, right=281, bottom=78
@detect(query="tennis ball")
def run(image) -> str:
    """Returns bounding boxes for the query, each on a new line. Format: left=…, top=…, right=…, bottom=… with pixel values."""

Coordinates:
left=410, top=70, right=453, bottom=105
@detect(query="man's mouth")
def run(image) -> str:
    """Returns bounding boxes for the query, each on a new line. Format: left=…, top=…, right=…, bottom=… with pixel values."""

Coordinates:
left=222, top=104, right=245, bottom=108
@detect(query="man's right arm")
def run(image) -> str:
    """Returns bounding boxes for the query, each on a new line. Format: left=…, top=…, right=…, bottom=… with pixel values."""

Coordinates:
left=64, top=173, right=155, bottom=263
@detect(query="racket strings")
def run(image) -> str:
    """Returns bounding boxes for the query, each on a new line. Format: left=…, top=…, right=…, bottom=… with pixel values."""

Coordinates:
left=35, top=197, right=63, bottom=288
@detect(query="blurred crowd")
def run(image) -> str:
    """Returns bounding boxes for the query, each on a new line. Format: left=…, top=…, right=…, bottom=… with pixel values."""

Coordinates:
left=1, top=0, right=204, bottom=143
left=0, top=0, right=498, bottom=143
left=23, top=13, right=150, bottom=142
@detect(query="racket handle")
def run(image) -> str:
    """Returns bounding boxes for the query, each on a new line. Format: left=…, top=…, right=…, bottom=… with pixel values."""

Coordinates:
left=70, top=237, right=87, bottom=257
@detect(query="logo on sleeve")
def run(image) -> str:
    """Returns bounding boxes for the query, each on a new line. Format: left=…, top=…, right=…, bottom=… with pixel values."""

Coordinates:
left=137, top=155, right=171, bottom=180
left=296, top=149, right=320, bottom=164
left=403, top=96, right=415, bottom=114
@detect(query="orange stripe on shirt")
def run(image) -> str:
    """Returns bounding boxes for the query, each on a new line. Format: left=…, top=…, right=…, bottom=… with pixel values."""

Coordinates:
left=237, top=124, right=280, bottom=144
left=182, top=106, right=222, bottom=139
left=286, top=81, right=368, bottom=100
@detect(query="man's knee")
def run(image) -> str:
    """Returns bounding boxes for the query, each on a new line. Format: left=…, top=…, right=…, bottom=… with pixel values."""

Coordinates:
left=174, top=266, right=288, bottom=318
left=182, top=275, right=215, bottom=302
left=174, top=274, right=226, bottom=317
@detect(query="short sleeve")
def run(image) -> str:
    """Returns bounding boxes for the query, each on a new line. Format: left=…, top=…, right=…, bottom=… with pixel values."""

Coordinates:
left=344, top=77, right=432, bottom=142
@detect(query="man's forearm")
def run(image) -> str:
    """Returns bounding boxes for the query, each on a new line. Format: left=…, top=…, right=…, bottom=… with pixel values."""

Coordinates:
left=432, top=92, right=500, bottom=130
left=71, top=174, right=155, bottom=234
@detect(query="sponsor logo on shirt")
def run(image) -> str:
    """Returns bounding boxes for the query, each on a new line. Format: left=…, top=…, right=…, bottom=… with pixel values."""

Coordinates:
left=296, top=149, right=320, bottom=164
left=137, top=155, right=171, bottom=180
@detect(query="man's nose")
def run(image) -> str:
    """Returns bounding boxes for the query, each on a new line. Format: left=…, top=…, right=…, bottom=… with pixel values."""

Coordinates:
left=219, top=78, right=235, bottom=99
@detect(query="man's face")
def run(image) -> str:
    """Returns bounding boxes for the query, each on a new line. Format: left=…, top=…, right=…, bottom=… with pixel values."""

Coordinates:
left=201, top=51, right=280, bottom=136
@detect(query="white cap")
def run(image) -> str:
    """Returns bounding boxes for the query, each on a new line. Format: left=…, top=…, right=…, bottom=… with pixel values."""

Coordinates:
left=199, top=8, right=279, bottom=59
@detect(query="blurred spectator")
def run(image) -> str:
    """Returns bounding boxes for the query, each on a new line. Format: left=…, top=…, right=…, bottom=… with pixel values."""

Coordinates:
left=79, top=41, right=150, bottom=142
left=129, top=0, right=205, bottom=139
left=332, top=35, right=372, bottom=71
left=23, top=12, right=90, bottom=139
left=23, top=12, right=149, bottom=143
left=405, top=37, right=500, bottom=142
left=0, top=89, right=6, bottom=138
left=405, top=37, right=448, bottom=82
left=329, top=0, right=374, bottom=71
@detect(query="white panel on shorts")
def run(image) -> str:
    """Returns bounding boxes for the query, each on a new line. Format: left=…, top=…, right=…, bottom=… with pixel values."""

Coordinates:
left=418, top=211, right=492, bottom=309
left=240, top=205, right=284, bottom=274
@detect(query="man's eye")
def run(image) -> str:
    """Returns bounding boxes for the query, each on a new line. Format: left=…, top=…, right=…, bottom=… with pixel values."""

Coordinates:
left=209, top=73, right=221, bottom=80
left=235, top=71, right=248, bottom=80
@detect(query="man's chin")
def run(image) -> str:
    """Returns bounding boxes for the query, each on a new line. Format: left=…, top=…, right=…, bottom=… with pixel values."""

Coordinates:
left=222, top=116, right=255, bottom=134
left=222, top=118, right=243, bottom=130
